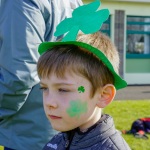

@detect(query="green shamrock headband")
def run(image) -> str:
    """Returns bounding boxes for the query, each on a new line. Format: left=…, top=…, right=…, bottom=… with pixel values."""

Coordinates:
left=38, top=0, right=127, bottom=90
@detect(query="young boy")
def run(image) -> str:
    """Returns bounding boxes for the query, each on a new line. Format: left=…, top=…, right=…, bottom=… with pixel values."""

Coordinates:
left=37, top=31, right=131, bottom=150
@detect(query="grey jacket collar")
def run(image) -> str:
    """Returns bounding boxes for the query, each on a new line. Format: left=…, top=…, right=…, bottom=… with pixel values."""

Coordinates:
left=64, top=114, right=116, bottom=149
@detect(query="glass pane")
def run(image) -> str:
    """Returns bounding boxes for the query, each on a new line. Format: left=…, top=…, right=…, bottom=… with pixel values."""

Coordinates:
left=127, top=34, right=144, bottom=54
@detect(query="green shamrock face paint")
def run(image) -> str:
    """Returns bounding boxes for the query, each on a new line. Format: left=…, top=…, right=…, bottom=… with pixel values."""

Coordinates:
left=78, top=86, right=85, bottom=93
left=66, top=100, right=88, bottom=118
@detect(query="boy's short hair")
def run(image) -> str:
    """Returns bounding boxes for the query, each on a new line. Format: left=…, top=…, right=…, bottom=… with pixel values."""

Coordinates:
left=77, top=32, right=119, bottom=74
left=37, top=32, right=117, bottom=97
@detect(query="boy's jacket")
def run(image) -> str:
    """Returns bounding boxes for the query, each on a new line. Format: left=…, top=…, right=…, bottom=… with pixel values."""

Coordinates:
left=43, top=114, right=131, bottom=150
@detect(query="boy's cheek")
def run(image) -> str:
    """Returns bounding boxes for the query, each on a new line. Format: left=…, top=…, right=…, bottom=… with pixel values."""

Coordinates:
left=66, top=99, right=88, bottom=118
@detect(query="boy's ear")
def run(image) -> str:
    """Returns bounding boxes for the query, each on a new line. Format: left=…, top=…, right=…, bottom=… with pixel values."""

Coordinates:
left=96, top=84, right=116, bottom=108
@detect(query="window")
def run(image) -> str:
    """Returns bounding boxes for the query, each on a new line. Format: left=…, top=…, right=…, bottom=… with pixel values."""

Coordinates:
left=126, top=16, right=150, bottom=56
left=100, top=16, right=111, bottom=37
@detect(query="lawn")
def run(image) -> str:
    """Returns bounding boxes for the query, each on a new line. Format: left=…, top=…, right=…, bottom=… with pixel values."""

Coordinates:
left=104, top=100, right=150, bottom=150
left=0, top=146, right=3, bottom=150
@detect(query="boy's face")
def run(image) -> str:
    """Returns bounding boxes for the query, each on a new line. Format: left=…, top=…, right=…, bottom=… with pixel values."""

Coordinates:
left=40, top=71, right=101, bottom=132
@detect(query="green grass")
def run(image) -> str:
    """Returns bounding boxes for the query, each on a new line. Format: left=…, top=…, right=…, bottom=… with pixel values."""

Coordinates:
left=104, top=100, right=150, bottom=150
left=0, top=146, right=3, bottom=150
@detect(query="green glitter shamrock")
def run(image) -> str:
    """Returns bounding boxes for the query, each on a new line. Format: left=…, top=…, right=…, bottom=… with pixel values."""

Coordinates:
left=66, top=100, right=87, bottom=118
left=78, top=86, right=85, bottom=93
left=54, top=0, right=109, bottom=41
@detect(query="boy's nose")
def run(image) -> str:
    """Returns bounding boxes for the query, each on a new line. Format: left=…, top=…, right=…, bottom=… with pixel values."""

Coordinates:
left=44, top=93, right=58, bottom=108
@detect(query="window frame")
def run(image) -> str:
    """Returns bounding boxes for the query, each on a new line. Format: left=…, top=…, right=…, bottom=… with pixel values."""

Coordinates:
left=126, top=15, right=150, bottom=58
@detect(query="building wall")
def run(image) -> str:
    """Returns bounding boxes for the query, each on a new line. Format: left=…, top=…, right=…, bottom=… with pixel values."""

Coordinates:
left=126, top=59, right=150, bottom=73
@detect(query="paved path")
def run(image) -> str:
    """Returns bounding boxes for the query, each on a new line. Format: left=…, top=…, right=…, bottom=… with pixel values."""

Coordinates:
left=114, top=85, right=150, bottom=100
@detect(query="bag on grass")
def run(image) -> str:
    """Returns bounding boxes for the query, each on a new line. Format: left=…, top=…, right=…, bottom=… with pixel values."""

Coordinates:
left=122, top=117, right=150, bottom=139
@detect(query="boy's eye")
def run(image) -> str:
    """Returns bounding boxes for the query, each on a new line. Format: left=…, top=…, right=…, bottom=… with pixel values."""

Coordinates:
left=40, top=87, right=48, bottom=92
left=58, top=88, right=69, bottom=92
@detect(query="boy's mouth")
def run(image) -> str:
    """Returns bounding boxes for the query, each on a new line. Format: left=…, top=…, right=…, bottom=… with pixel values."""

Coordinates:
left=49, top=115, right=62, bottom=119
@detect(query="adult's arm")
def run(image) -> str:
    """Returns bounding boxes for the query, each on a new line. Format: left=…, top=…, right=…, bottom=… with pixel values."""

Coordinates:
left=0, top=0, right=71, bottom=119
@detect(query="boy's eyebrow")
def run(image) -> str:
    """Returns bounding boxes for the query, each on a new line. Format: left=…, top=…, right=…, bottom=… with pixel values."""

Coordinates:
left=40, top=82, right=47, bottom=86
left=53, top=83, right=75, bottom=87
left=40, top=81, right=75, bottom=86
